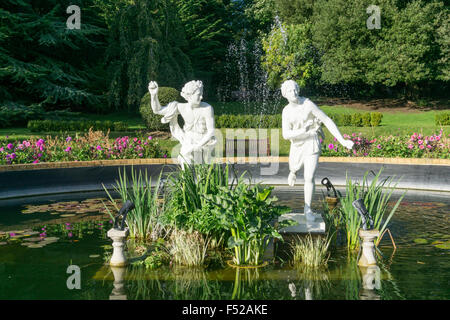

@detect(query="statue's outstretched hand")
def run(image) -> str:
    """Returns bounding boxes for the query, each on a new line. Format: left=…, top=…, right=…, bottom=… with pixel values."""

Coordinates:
left=148, top=81, right=159, bottom=96
left=342, top=139, right=354, bottom=150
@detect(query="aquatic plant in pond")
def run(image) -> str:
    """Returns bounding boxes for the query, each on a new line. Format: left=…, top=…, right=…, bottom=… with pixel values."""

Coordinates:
left=168, top=229, right=210, bottom=267
left=203, top=181, right=294, bottom=266
left=291, top=233, right=332, bottom=268
left=338, top=169, right=406, bottom=250
left=162, top=162, right=236, bottom=239
left=103, top=167, right=165, bottom=240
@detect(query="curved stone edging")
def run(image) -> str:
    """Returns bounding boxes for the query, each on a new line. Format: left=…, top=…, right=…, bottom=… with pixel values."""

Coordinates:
left=0, top=156, right=448, bottom=172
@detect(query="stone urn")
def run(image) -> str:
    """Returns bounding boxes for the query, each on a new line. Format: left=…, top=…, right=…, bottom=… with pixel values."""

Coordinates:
left=358, top=229, right=380, bottom=267
left=107, top=228, right=129, bottom=267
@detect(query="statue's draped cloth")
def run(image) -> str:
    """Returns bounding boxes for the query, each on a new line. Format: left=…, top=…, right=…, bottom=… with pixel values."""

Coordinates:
left=288, top=112, right=323, bottom=173
left=158, top=101, right=216, bottom=163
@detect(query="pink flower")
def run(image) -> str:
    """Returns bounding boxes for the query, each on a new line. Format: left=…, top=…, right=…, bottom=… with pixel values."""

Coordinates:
left=138, top=153, right=143, bottom=157
left=429, top=136, right=434, bottom=141
left=408, top=144, right=414, bottom=149
left=148, top=136, right=153, bottom=140
left=328, top=143, right=334, bottom=150
left=96, top=145, right=102, bottom=151
left=353, top=150, right=357, bottom=155
left=163, top=154, right=167, bottom=158
left=352, top=133, right=356, bottom=137
left=7, top=143, right=13, bottom=150
left=376, top=144, right=381, bottom=149
left=419, top=145, right=425, bottom=150
left=10, top=153, right=16, bottom=159
left=427, top=145, right=432, bottom=149
left=68, top=232, right=73, bottom=238
left=65, top=147, right=71, bottom=152
left=364, top=153, right=368, bottom=156
left=33, top=160, right=39, bottom=164
left=37, top=153, right=42, bottom=158
left=436, top=136, right=441, bottom=141
left=0, top=147, right=3, bottom=152
left=418, top=140, right=423, bottom=145
left=9, top=232, right=16, bottom=237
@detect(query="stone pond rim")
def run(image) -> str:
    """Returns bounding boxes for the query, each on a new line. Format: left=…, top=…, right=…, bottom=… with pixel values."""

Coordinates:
left=0, top=157, right=449, bottom=199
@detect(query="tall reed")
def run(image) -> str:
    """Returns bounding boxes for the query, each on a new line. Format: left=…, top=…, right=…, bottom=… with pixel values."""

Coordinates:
left=291, top=233, right=332, bottom=268
left=168, top=229, right=210, bottom=267
left=103, top=167, right=165, bottom=240
left=339, top=168, right=406, bottom=250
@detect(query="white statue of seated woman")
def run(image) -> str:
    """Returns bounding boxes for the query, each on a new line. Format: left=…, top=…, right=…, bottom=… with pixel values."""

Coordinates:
left=148, top=80, right=216, bottom=166
left=281, top=80, right=354, bottom=221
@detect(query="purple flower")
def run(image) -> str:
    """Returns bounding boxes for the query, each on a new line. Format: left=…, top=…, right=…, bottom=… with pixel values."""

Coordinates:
left=328, top=143, right=334, bottom=150
left=9, top=232, right=16, bottom=237
left=96, top=145, right=102, bottom=151
left=148, top=136, right=153, bottom=140
left=68, top=232, right=73, bottom=238
left=66, top=136, right=72, bottom=142
left=10, top=153, right=16, bottom=159
left=37, top=153, right=42, bottom=158
left=7, top=143, right=13, bottom=150
left=65, top=146, right=72, bottom=152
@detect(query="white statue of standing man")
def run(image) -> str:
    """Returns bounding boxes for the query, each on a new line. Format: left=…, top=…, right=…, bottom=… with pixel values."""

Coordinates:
left=281, top=80, right=354, bottom=221
left=148, top=80, right=216, bottom=166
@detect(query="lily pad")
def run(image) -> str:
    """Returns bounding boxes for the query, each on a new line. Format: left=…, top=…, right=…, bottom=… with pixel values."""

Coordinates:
left=442, top=235, right=450, bottom=239
left=27, top=244, right=45, bottom=248
left=89, top=254, right=100, bottom=258
left=44, top=237, right=59, bottom=241
left=414, top=238, right=428, bottom=244
left=431, top=240, right=444, bottom=245
left=60, top=214, right=76, bottom=217
left=435, top=241, right=450, bottom=250
left=24, top=237, right=43, bottom=242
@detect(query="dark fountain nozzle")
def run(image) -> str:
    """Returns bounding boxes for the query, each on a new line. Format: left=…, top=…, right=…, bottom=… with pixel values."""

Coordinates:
left=113, top=200, right=135, bottom=231
left=352, top=199, right=374, bottom=230
left=321, top=177, right=337, bottom=198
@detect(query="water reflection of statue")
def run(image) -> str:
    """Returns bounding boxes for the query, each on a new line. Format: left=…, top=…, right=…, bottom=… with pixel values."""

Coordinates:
left=148, top=80, right=216, bottom=166
left=281, top=80, right=354, bottom=221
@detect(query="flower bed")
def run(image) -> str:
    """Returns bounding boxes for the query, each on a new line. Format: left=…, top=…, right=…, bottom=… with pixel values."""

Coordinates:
left=321, top=130, right=449, bottom=159
left=0, top=129, right=167, bottom=165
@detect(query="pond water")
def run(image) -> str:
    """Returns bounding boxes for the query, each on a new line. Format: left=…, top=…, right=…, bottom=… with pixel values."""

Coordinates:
left=0, top=188, right=449, bottom=300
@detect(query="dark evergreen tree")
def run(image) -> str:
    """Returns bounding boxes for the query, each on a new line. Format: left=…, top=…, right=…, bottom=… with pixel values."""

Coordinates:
left=103, top=0, right=193, bottom=111
left=0, top=0, right=107, bottom=114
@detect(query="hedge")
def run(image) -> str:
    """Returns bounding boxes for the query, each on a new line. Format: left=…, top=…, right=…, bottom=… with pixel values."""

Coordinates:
left=215, top=112, right=383, bottom=128
left=27, top=120, right=128, bottom=132
left=435, top=112, right=450, bottom=126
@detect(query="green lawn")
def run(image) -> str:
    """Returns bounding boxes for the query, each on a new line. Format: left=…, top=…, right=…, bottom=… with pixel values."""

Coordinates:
left=1, top=102, right=448, bottom=157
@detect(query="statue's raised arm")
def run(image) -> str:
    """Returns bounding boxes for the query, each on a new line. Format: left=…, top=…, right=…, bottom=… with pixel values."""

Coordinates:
left=148, top=81, right=167, bottom=115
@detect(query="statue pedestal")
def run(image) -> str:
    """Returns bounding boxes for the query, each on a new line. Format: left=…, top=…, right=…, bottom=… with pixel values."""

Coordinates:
left=358, top=229, right=380, bottom=267
left=107, top=228, right=129, bottom=267
left=109, top=266, right=127, bottom=300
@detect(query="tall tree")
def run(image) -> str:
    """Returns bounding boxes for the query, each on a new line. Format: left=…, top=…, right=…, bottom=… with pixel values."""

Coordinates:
left=175, top=0, right=234, bottom=98
left=102, top=0, right=192, bottom=111
left=0, top=0, right=107, bottom=112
